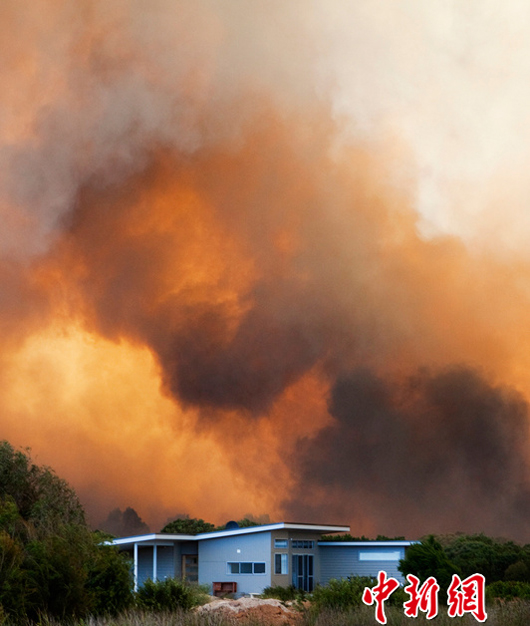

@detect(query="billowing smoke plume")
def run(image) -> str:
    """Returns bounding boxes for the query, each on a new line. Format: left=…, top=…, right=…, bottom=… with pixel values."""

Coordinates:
left=288, top=367, right=530, bottom=538
left=2, top=0, right=530, bottom=538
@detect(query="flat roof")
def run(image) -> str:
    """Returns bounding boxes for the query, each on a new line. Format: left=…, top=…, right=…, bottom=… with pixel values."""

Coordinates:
left=110, top=522, right=350, bottom=547
left=111, top=533, right=196, bottom=547
left=196, top=522, right=350, bottom=541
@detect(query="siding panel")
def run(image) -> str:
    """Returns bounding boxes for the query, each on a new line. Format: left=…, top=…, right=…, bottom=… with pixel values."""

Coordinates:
left=157, top=545, right=175, bottom=580
left=138, top=546, right=153, bottom=586
left=319, top=546, right=406, bottom=585
left=199, top=532, right=272, bottom=595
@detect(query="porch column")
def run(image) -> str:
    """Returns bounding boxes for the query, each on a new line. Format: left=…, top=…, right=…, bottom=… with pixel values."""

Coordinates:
left=153, top=544, right=158, bottom=582
left=134, top=542, right=138, bottom=592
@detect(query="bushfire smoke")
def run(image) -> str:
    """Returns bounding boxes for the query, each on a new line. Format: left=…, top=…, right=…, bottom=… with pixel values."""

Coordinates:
left=2, top=0, right=530, bottom=538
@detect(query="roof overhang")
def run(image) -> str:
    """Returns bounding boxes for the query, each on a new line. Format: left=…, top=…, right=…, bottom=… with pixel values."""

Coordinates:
left=195, top=522, right=350, bottom=541
left=109, top=522, right=351, bottom=547
left=109, top=533, right=198, bottom=548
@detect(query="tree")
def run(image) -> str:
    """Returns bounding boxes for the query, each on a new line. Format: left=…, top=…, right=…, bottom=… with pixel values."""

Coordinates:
left=399, top=536, right=461, bottom=596
left=161, top=517, right=216, bottom=534
left=321, top=533, right=406, bottom=542
left=442, top=534, right=524, bottom=583
left=235, top=514, right=271, bottom=527
left=504, top=560, right=530, bottom=583
left=0, top=441, right=85, bottom=532
left=234, top=517, right=260, bottom=528
left=0, top=441, right=133, bottom=620
left=85, top=537, right=134, bottom=616
left=100, top=507, right=150, bottom=537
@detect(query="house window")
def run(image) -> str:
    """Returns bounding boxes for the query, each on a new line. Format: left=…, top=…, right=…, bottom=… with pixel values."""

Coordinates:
left=227, top=562, right=266, bottom=574
left=274, top=539, right=288, bottom=548
left=291, top=540, right=314, bottom=549
left=275, top=553, right=288, bottom=575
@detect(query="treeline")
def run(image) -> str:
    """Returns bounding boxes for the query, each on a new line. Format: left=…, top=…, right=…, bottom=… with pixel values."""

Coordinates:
left=320, top=533, right=406, bottom=542
left=0, top=441, right=133, bottom=621
left=160, top=514, right=271, bottom=535
left=400, top=533, right=530, bottom=600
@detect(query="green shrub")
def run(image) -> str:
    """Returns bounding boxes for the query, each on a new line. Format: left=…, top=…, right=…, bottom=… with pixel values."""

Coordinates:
left=261, top=585, right=300, bottom=602
left=505, top=560, right=530, bottom=582
left=486, top=580, right=530, bottom=602
left=136, top=578, right=209, bottom=612
left=311, top=577, right=376, bottom=612
left=85, top=541, right=134, bottom=616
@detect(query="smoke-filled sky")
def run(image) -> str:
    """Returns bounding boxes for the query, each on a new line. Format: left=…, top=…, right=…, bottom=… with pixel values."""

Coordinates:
left=3, top=0, right=530, bottom=540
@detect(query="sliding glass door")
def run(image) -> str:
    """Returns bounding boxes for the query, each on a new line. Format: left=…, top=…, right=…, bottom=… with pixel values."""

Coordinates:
left=292, top=554, right=314, bottom=592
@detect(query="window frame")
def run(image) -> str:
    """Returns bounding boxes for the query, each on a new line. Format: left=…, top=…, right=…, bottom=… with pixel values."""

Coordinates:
left=291, top=540, right=314, bottom=549
left=274, top=552, right=288, bottom=575
left=226, top=561, right=267, bottom=575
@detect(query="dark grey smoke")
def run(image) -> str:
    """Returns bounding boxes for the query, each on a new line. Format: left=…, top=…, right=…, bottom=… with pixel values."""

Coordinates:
left=286, top=366, right=530, bottom=540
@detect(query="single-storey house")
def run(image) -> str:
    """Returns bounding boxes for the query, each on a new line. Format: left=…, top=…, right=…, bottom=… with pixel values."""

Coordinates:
left=111, top=521, right=413, bottom=595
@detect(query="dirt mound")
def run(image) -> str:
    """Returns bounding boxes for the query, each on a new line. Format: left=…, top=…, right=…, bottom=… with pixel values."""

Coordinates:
left=196, top=597, right=303, bottom=625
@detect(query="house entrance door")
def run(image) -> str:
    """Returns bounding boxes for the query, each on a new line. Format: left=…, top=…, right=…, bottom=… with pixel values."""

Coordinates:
left=292, top=554, right=314, bottom=592
left=182, top=554, right=198, bottom=583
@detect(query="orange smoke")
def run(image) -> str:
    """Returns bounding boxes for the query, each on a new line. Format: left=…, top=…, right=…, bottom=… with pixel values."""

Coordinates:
left=2, top=0, right=530, bottom=538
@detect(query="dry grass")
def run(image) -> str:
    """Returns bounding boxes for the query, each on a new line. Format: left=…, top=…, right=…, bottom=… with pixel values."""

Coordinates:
left=14, top=600, right=530, bottom=626
left=306, top=601, right=530, bottom=626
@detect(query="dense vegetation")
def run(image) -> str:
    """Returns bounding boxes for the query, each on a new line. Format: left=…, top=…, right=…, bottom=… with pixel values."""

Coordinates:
left=6, top=437, right=530, bottom=624
left=399, top=533, right=530, bottom=603
left=160, top=516, right=265, bottom=535
left=136, top=579, right=209, bottom=612
left=320, top=534, right=406, bottom=542
left=0, top=441, right=133, bottom=622
left=160, top=518, right=217, bottom=535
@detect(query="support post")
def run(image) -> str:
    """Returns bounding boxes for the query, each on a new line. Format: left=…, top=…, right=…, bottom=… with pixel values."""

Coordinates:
left=153, top=543, right=158, bottom=582
left=134, top=543, right=138, bottom=592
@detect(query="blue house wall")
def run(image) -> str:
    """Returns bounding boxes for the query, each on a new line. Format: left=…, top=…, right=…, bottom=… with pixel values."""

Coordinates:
left=137, top=545, right=176, bottom=587
left=319, top=543, right=409, bottom=585
left=111, top=525, right=414, bottom=595
left=198, top=531, right=272, bottom=595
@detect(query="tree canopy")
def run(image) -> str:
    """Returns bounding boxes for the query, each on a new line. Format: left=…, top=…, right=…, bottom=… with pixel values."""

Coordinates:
left=320, top=533, right=406, bottom=542
left=161, top=517, right=216, bottom=535
left=0, top=441, right=85, bottom=532
left=100, top=507, right=150, bottom=537
left=398, top=535, right=461, bottom=595
left=399, top=532, right=530, bottom=598
left=0, top=441, right=133, bottom=621
left=161, top=514, right=272, bottom=534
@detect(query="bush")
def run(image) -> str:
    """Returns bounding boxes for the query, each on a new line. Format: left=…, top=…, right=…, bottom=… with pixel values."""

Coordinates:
left=505, top=560, right=530, bottom=583
left=136, top=578, right=209, bottom=612
left=86, top=540, right=134, bottom=616
left=311, top=577, right=376, bottom=612
left=486, top=580, right=530, bottom=602
left=261, top=585, right=301, bottom=602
